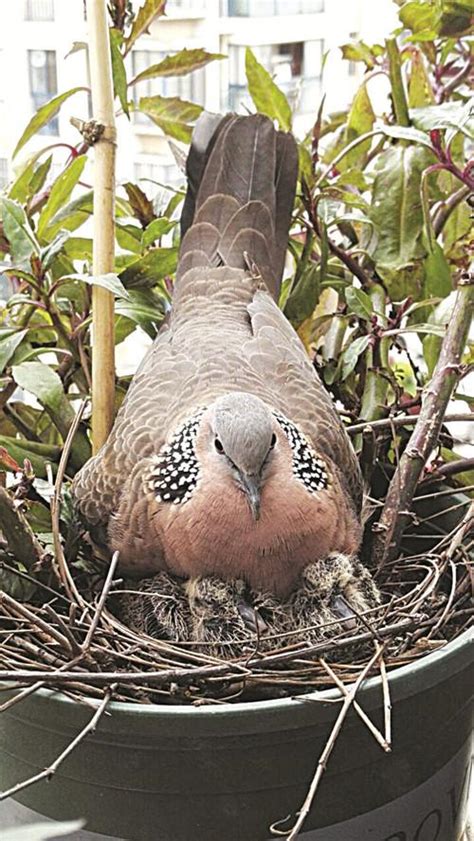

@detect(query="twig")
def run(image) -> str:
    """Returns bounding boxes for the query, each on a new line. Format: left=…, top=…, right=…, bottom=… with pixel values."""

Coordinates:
left=420, top=458, right=474, bottom=485
left=50, top=400, right=87, bottom=604
left=271, top=646, right=384, bottom=839
left=347, top=412, right=473, bottom=435
left=82, top=551, right=120, bottom=651
left=372, top=274, right=474, bottom=568
left=432, top=185, right=472, bottom=236
left=319, top=659, right=390, bottom=752
left=377, top=643, right=392, bottom=748
left=0, top=593, right=72, bottom=652
left=0, top=686, right=113, bottom=801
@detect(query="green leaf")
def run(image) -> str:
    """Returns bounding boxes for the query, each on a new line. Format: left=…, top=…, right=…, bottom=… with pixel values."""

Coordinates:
left=125, top=0, right=166, bottom=54
left=9, top=154, right=53, bottom=203
left=37, top=155, right=87, bottom=238
left=11, top=362, right=90, bottom=465
left=378, top=123, right=433, bottom=148
left=130, top=48, right=226, bottom=84
left=423, top=241, right=452, bottom=302
left=0, top=329, right=28, bottom=374
left=438, top=0, right=474, bottom=36
left=120, top=248, right=178, bottom=288
left=137, top=95, right=203, bottom=142
left=123, top=182, right=156, bottom=227
left=45, top=190, right=93, bottom=238
left=40, top=230, right=71, bottom=270
left=369, top=145, right=433, bottom=299
left=142, top=218, right=176, bottom=248
left=65, top=271, right=130, bottom=299
left=0, top=197, right=38, bottom=261
left=408, top=50, right=435, bottom=107
left=399, top=1, right=439, bottom=35
left=115, top=288, right=165, bottom=337
left=12, top=362, right=73, bottom=426
left=423, top=291, right=455, bottom=374
left=340, top=41, right=378, bottom=69
left=110, top=28, right=129, bottom=118
left=0, top=435, right=60, bottom=478
left=336, top=82, right=375, bottom=170
left=63, top=236, right=93, bottom=261
left=13, top=88, right=85, bottom=158
left=116, top=222, right=143, bottom=253
left=245, top=48, right=292, bottom=131
left=341, top=335, right=370, bottom=380
left=345, top=287, right=373, bottom=320
left=284, top=264, right=320, bottom=329
left=410, top=101, right=474, bottom=140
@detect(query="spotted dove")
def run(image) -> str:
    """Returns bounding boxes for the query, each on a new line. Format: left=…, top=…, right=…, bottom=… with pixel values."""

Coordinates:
left=73, top=113, right=364, bottom=598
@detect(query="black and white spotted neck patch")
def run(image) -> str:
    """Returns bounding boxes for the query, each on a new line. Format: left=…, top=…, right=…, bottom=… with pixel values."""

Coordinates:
left=273, top=411, right=329, bottom=494
left=150, top=408, right=205, bottom=505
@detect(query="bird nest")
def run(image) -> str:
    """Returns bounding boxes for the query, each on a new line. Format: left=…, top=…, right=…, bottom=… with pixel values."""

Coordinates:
left=0, top=414, right=471, bottom=831
left=0, top=414, right=471, bottom=710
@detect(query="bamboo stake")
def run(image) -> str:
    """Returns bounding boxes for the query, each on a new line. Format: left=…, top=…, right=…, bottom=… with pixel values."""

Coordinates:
left=87, top=0, right=116, bottom=453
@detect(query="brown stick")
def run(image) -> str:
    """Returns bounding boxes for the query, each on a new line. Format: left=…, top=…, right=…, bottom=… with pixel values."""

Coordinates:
left=0, top=687, right=113, bottom=801
left=271, top=646, right=385, bottom=840
left=372, top=276, right=474, bottom=569
left=347, top=412, right=473, bottom=435
left=82, top=551, right=120, bottom=651
left=50, top=401, right=87, bottom=605
left=319, top=658, right=390, bottom=752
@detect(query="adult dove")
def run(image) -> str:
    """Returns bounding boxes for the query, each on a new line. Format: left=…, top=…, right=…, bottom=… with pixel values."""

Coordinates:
left=73, top=113, right=363, bottom=599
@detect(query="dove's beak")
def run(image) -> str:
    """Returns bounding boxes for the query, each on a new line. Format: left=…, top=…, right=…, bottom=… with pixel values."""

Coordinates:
left=239, top=473, right=261, bottom=521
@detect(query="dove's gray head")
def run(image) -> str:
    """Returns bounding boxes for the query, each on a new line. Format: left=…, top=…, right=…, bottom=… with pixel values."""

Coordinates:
left=209, top=392, right=277, bottom=519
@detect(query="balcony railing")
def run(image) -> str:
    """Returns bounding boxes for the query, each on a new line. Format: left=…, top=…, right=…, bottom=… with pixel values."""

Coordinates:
left=25, top=0, right=55, bottom=21
left=226, top=0, right=323, bottom=15
left=228, top=76, right=321, bottom=115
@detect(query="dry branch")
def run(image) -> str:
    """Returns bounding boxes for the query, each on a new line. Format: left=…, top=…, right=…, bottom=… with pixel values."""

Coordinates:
left=0, top=488, right=44, bottom=568
left=372, top=275, right=474, bottom=568
left=0, top=687, right=113, bottom=802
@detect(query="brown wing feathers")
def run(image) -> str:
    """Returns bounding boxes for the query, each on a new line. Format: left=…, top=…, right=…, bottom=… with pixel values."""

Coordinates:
left=178, top=114, right=298, bottom=299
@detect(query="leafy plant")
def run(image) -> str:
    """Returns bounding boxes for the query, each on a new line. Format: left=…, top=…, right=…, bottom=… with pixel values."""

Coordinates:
left=0, top=0, right=472, bottom=553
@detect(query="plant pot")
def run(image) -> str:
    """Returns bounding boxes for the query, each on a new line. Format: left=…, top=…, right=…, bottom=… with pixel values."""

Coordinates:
left=0, top=628, right=472, bottom=841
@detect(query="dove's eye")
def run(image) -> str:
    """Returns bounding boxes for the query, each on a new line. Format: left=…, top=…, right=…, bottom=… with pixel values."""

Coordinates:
left=214, top=438, right=224, bottom=453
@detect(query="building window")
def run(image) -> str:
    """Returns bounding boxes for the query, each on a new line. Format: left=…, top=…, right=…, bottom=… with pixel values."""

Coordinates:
left=132, top=50, right=205, bottom=126
left=25, top=0, right=55, bottom=21
left=228, top=40, right=323, bottom=114
left=226, top=1, right=324, bottom=15
left=134, top=159, right=183, bottom=195
left=0, top=158, right=9, bottom=188
left=27, top=50, right=58, bottom=133
left=348, top=33, right=358, bottom=77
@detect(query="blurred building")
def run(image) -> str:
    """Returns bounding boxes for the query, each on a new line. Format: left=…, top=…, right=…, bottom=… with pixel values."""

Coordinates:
left=0, top=0, right=398, bottom=195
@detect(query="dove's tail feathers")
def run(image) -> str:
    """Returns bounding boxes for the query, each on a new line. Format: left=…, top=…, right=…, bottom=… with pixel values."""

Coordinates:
left=178, top=113, right=298, bottom=299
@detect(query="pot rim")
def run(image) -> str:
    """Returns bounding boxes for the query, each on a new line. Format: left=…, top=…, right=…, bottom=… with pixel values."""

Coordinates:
left=11, top=626, right=472, bottom=722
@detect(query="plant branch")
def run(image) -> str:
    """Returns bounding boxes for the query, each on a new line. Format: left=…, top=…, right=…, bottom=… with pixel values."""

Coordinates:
left=432, top=185, right=472, bottom=237
left=372, top=274, right=474, bottom=569
left=0, top=687, right=113, bottom=801
left=0, top=488, right=44, bottom=568
left=271, top=645, right=385, bottom=839
left=385, top=38, right=410, bottom=128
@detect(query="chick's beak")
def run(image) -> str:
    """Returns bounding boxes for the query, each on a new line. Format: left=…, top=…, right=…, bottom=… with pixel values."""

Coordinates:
left=239, top=473, right=261, bottom=521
